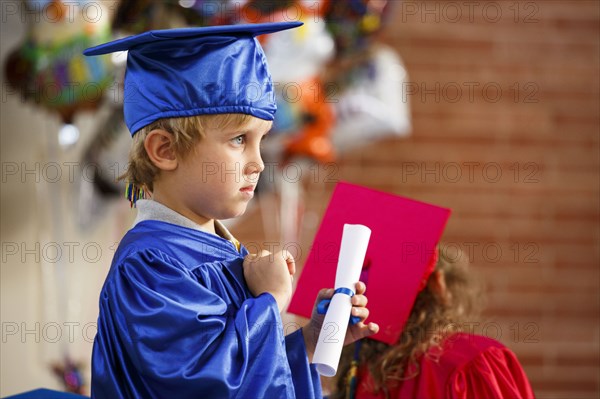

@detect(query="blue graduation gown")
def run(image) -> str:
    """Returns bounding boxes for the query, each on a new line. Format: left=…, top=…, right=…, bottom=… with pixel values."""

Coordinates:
left=92, top=220, right=321, bottom=398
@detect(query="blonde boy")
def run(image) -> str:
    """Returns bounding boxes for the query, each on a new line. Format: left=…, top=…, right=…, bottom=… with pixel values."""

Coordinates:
left=84, top=22, right=377, bottom=398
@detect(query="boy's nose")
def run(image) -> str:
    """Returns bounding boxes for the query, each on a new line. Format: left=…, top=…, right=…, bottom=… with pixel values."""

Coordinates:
left=244, top=161, right=264, bottom=176
left=244, top=151, right=265, bottom=176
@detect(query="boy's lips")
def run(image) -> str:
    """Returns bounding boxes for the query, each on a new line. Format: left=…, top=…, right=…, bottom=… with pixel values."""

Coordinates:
left=240, top=185, right=255, bottom=197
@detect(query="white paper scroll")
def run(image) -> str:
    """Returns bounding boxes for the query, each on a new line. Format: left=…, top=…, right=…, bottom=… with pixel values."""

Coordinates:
left=312, top=224, right=372, bottom=377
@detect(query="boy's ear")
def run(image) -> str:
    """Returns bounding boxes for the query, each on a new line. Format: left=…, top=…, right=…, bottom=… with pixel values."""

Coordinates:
left=144, top=129, right=178, bottom=171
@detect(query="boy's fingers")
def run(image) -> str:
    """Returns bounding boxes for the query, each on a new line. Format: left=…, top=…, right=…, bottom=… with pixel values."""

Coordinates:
left=313, top=283, right=365, bottom=304
left=279, top=250, right=296, bottom=275
left=351, top=294, right=368, bottom=307
left=351, top=307, right=369, bottom=320
left=351, top=322, right=379, bottom=341
left=355, top=281, right=366, bottom=295
left=244, top=249, right=271, bottom=263
left=259, top=249, right=271, bottom=258
left=280, top=249, right=295, bottom=263
left=368, top=322, right=379, bottom=333
left=316, top=288, right=334, bottom=301
left=315, top=289, right=368, bottom=306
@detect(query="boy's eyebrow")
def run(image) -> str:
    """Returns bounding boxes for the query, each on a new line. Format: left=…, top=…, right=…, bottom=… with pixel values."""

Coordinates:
left=222, top=129, right=247, bottom=137
left=222, top=123, right=271, bottom=138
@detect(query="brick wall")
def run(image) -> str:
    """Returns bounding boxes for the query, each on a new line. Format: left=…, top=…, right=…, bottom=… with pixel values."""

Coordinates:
left=235, top=1, right=599, bottom=398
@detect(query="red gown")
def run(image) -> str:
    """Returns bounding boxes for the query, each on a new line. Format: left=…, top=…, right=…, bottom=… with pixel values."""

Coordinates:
left=355, top=333, right=535, bottom=399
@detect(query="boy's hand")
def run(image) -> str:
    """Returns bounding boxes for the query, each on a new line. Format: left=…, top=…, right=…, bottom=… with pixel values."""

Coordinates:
left=301, top=281, right=379, bottom=362
left=243, top=250, right=295, bottom=313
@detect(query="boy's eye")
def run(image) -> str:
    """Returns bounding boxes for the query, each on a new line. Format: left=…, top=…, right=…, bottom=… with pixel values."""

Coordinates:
left=231, top=135, right=245, bottom=145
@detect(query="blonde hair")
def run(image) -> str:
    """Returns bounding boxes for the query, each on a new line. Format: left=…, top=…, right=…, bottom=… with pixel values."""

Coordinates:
left=120, top=113, right=253, bottom=192
left=333, top=246, right=482, bottom=399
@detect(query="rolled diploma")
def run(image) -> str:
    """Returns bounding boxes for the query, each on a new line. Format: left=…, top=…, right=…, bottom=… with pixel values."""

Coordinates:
left=312, top=224, right=372, bottom=377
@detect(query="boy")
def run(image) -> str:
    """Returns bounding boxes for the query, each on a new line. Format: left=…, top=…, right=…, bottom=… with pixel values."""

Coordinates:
left=84, top=22, right=378, bottom=398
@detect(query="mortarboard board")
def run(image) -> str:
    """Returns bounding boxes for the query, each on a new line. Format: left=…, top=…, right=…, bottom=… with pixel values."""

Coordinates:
left=288, top=182, right=451, bottom=345
left=84, top=22, right=303, bottom=135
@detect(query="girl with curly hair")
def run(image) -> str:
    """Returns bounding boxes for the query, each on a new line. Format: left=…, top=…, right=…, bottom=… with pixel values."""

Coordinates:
left=331, top=246, right=535, bottom=399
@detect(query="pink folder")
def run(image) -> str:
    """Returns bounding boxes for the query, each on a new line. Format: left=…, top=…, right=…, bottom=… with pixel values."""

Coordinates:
left=288, top=182, right=451, bottom=344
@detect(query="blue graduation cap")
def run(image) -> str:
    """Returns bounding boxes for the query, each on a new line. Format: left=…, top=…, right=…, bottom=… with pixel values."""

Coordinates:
left=84, top=22, right=303, bottom=135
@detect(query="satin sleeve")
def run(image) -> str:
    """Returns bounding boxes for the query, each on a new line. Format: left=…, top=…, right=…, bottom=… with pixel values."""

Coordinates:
left=447, top=346, right=535, bottom=399
left=285, top=329, right=322, bottom=399
left=95, top=249, right=297, bottom=399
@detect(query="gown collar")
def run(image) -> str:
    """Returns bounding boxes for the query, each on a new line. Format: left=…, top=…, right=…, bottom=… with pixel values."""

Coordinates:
left=133, top=199, right=240, bottom=249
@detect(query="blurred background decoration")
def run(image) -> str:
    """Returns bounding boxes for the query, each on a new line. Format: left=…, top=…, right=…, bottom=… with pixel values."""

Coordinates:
left=1, top=0, right=599, bottom=398
left=4, top=0, right=113, bottom=142
left=3, top=0, right=114, bottom=394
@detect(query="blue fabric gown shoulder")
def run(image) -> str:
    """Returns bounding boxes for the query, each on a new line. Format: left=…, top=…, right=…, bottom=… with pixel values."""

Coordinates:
left=92, top=220, right=321, bottom=399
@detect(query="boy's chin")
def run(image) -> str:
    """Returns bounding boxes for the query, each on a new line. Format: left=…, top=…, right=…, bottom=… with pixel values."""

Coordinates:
left=227, top=204, right=249, bottom=219
left=219, top=198, right=255, bottom=220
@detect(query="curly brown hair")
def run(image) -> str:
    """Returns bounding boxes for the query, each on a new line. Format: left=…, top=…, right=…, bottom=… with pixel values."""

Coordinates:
left=332, top=245, right=482, bottom=399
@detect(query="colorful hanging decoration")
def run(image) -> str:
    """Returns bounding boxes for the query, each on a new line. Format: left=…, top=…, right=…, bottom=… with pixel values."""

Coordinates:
left=322, top=0, right=412, bottom=152
left=4, top=3, right=114, bottom=393
left=112, top=0, right=240, bottom=34
left=4, top=0, right=113, bottom=126
left=322, top=0, right=391, bottom=56
left=51, top=357, right=85, bottom=394
left=282, top=77, right=336, bottom=164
